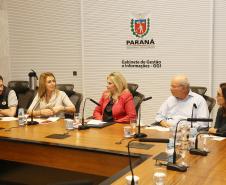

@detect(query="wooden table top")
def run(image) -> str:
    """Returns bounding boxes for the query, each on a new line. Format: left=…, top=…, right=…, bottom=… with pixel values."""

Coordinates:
left=0, top=119, right=225, bottom=185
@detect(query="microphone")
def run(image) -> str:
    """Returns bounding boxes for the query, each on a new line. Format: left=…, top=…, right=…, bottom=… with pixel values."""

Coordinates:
left=139, top=138, right=169, bottom=143
left=78, top=97, right=100, bottom=130
left=190, top=103, right=197, bottom=128
left=134, top=96, right=152, bottom=138
left=127, top=137, right=168, bottom=185
left=166, top=119, right=188, bottom=172
left=27, top=99, right=40, bottom=125
left=187, top=118, right=213, bottom=122
left=88, top=98, right=101, bottom=106
left=167, top=117, right=212, bottom=172
left=189, top=131, right=209, bottom=156
left=127, top=139, right=137, bottom=185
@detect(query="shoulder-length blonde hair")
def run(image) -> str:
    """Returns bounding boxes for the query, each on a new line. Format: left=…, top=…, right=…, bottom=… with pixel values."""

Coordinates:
left=107, top=72, right=128, bottom=100
left=38, top=72, right=56, bottom=99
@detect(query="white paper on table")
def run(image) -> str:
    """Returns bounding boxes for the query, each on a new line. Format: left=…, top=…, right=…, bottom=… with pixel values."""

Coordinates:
left=46, top=117, right=60, bottom=122
left=39, top=117, right=60, bottom=124
left=26, top=117, right=60, bottom=124
left=86, top=119, right=107, bottom=126
left=145, top=126, right=170, bottom=132
left=0, top=117, right=18, bottom=121
left=203, top=134, right=226, bottom=141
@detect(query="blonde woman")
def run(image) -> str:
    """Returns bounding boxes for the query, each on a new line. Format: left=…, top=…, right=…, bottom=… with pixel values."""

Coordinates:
left=93, top=72, right=136, bottom=123
left=27, top=72, right=75, bottom=118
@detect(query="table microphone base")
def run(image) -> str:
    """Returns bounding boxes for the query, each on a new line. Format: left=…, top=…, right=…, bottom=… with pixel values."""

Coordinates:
left=189, top=148, right=208, bottom=156
left=78, top=124, right=90, bottom=130
left=27, top=121, right=39, bottom=125
left=167, top=162, right=188, bottom=172
left=134, top=132, right=147, bottom=138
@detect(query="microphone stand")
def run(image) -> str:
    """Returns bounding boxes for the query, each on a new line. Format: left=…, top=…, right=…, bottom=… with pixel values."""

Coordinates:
left=167, top=119, right=188, bottom=172
left=27, top=99, right=40, bottom=125
left=127, top=139, right=137, bottom=185
left=78, top=97, right=100, bottom=130
left=134, top=96, right=152, bottom=138
left=189, top=131, right=209, bottom=156
left=78, top=98, right=90, bottom=130
left=134, top=106, right=147, bottom=138
left=190, top=103, right=197, bottom=128
left=127, top=137, right=169, bottom=185
left=27, top=111, right=39, bottom=125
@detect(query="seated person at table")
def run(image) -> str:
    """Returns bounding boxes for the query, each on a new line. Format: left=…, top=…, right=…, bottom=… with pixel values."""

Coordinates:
left=155, top=75, right=209, bottom=130
left=93, top=72, right=136, bottom=123
left=27, top=72, right=75, bottom=118
left=209, top=83, right=226, bottom=134
left=0, top=75, right=18, bottom=117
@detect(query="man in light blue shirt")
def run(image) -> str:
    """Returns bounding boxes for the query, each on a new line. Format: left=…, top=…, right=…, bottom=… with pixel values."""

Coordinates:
left=155, top=75, right=209, bottom=130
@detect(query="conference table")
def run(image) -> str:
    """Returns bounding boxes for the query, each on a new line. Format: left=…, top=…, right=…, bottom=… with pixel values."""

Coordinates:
left=0, top=119, right=225, bottom=185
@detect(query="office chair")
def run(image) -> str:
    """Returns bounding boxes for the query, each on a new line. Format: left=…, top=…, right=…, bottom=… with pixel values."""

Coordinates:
left=190, top=86, right=207, bottom=96
left=8, top=81, right=35, bottom=115
left=203, top=94, right=216, bottom=113
left=57, top=84, right=83, bottom=114
left=127, top=83, right=139, bottom=96
left=133, top=91, right=145, bottom=114
left=127, top=83, right=145, bottom=114
left=190, top=86, right=216, bottom=113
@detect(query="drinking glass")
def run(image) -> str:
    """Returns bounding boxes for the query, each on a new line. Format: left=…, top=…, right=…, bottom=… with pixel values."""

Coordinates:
left=130, top=119, right=137, bottom=136
left=201, top=135, right=209, bottom=152
left=153, top=167, right=166, bottom=185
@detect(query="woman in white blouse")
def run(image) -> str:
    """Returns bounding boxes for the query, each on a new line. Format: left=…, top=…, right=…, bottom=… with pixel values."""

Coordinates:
left=27, top=72, right=75, bottom=118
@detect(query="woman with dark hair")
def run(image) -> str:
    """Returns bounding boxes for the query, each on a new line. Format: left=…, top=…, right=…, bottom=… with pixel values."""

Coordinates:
left=27, top=72, right=75, bottom=118
left=209, top=83, right=226, bottom=134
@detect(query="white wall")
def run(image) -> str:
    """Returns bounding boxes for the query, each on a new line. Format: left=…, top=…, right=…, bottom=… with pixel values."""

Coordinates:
left=7, top=0, right=83, bottom=92
left=0, top=0, right=10, bottom=83
left=82, top=0, right=212, bottom=122
left=0, top=0, right=226, bottom=124
left=211, top=0, right=226, bottom=125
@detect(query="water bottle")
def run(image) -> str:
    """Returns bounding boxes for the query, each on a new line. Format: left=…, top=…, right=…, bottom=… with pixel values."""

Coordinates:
left=18, top=108, right=25, bottom=126
left=28, top=69, right=38, bottom=90
left=178, top=123, right=189, bottom=166
left=189, top=127, right=198, bottom=149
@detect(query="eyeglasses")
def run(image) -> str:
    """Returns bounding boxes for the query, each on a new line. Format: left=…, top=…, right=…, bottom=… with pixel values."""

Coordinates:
left=171, top=85, right=182, bottom=89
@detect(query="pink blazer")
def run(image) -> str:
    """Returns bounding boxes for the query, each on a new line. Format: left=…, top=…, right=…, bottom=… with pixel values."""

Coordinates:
left=93, top=90, right=136, bottom=123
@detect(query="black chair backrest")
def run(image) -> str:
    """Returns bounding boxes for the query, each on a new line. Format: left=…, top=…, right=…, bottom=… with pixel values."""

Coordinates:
left=190, top=86, right=216, bottom=113
left=57, top=84, right=75, bottom=96
left=8, top=81, right=30, bottom=94
left=127, top=83, right=139, bottom=96
left=70, top=92, right=83, bottom=113
left=203, top=94, right=216, bottom=113
left=190, top=86, right=207, bottom=96
left=8, top=81, right=35, bottom=115
left=127, top=83, right=145, bottom=114
left=133, top=91, right=145, bottom=114
left=57, top=84, right=83, bottom=113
